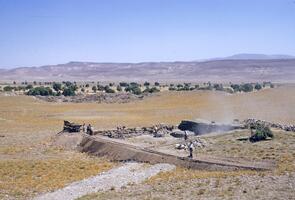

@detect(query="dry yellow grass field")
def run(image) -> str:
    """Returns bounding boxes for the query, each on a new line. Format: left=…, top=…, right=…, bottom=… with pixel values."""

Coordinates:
left=0, top=85, right=295, bottom=199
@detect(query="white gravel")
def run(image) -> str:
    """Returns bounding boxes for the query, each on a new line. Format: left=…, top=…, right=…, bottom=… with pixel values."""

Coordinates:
left=34, top=162, right=175, bottom=200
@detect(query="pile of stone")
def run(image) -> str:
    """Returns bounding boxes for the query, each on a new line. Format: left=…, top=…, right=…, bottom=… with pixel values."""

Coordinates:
left=243, top=118, right=295, bottom=132
left=175, top=137, right=207, bottom=150
left=94, top=124, right=176, bottom=139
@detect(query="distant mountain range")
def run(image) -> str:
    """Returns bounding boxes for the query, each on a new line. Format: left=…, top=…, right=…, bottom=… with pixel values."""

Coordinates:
left=209, top=53, right=295, bottom=61
left=0, top=54, right=295, bottom=82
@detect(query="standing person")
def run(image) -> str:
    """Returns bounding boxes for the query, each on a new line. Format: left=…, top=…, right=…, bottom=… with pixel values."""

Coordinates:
left=89, top=124, right=94, bottom=135
left=87, top=124, right=93, bottom=135
left=188, top=142, right=194, bottom=159
left=82, top=123, right=86, bottom=133
left=184, top=131, right=188, bottom=141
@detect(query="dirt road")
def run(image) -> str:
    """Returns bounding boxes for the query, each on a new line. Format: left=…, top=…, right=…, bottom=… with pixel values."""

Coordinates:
left=34, top=163, right=175, bottom=200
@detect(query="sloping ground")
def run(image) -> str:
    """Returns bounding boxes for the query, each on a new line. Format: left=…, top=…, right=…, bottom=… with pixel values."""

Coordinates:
left=78, top=135, right=274, bottom=171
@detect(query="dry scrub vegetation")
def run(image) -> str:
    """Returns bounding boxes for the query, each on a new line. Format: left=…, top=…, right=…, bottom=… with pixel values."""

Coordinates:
left=0, top=155, right=113, bottom=199
left=0, top=85, right=295, bottom=199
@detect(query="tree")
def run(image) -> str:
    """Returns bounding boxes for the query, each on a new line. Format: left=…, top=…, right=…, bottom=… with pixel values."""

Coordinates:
left=144, top=81, right=150, bottom=87
left=213, top=84, right=224, bottom=91
left=53, top=83, right=62, bottom=92
left=104, top=85, right=115, bottom=93
left=3, top=86, right=13, bottom=92
left=92, top=86, right=97, bottom=93
left=125, top=84, right=142, bottom=95
left=97, top=84, right=105, bottom=91
left=231, top=84, right=240, bottom=92
left=117, top=85, right=122, bottom=92
left=64, top=81, right=73, bottom=87
left=25, top=84, right=33, bottom=90
left=143, top=87, right=160, bottom=93
left=27, top=87, right=53, bottom=96
left=119, top=82, right=129, bottom=87
left=240, top=83, right=253, bottom=92
left=62, top=87, right=76, bottom=96
left=254, top=83, right=262, bottom=90
left=154, top=82, right=160, bottom=86
left=132, top=87, right=142, bottom=95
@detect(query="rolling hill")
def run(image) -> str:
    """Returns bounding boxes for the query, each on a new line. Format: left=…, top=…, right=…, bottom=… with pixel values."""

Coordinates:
left=0, top=59, right=295, bottom=82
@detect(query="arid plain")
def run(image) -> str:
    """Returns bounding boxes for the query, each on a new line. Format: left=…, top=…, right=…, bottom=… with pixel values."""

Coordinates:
left=0, top=84, right=295, bottom=199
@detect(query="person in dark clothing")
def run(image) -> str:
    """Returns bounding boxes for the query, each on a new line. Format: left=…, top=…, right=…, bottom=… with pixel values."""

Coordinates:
left=87, top=124, right=93, bottom=135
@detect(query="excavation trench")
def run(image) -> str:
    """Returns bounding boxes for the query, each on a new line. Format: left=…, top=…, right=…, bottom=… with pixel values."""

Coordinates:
left=78, top=135, right=274, bottom=171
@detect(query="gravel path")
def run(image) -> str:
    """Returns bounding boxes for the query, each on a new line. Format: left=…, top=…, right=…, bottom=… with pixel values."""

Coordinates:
left=34, top=162, right=175, bottom=200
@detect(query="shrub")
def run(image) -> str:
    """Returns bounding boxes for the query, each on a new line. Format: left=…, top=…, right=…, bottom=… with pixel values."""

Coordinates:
left=116, top=85, right=122, bottom=92
left=26, top=84, right=33, bottom=90
left=240, top=83, right=253, bottom=92
left=250, top=125, right=273, bottom=142
left=119, top=82, right=129, bottom=87
left=254, top=83, right=262, bottom=90
left=143, top=87, right=160, bottom=93
left=62, top=87, right=75, bottom=96
left=213, top=84, right=224, bottom=91
left=144, top=82, right=150, bottom=86
left=125, top=84, right=142, bottom=95
left=177, top=84, right=183, bottom=88
left=3, top=86, right=14, bottom=92
left=64, top=81, right=73, bottom=87
left=17, top=86, right=26, bottom=91
left=97, top=84, right=105, bottom=91
left=154, top=82, right=160, bottom=86
left=27, top=87, right=53, bottom=96
left=231, top=84, right=240, bottom=92
left=104, top=86, right=115, bottom=93
left=53, top=83, right=62, bottom=92
left=92, top=86, right=97, bottom=93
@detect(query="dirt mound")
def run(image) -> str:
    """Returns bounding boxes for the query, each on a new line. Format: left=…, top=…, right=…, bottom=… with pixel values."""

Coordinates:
left=94, top=124, right=176, bottom=139
left=78, top=136, right=274, bottom=171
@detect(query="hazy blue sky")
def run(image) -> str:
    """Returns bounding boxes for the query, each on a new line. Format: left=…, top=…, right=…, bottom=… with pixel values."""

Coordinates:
left=0, top=0, right=295, bottom=68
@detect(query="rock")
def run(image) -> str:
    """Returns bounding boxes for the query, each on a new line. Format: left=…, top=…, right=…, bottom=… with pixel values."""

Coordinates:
left=243, top=118, right=295, bottom=132
left=170, top=130, right=194, bottom=138
left=175, top=144, right=186, bottom=150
